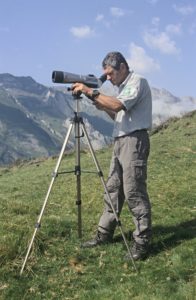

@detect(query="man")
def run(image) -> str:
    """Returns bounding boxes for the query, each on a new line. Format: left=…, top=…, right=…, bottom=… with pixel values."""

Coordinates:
left=72, top=51, right=152, bottom=260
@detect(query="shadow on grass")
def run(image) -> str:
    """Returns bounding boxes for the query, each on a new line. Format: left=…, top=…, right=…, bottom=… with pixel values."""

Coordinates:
left=113, top=218, right=196, bottom=256
left=151, top=218, right=196, bottom=256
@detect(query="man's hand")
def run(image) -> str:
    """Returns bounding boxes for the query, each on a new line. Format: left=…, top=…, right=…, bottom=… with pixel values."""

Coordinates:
left=71, top=83, right=92, bottom=97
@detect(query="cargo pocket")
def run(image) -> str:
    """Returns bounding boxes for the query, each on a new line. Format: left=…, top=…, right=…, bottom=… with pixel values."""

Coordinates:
left=133, top=160, right=147, bottom=182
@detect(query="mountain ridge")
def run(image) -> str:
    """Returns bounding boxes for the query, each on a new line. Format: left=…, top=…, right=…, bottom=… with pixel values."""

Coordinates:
left=0, top=73, right=195, bottom=165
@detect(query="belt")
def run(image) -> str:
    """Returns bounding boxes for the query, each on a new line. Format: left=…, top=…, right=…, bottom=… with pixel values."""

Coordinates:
left=114, top=129, right=147, bottom=140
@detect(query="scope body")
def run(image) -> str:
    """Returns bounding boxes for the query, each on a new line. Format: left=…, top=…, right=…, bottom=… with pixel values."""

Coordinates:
left=52, top=71, right=107, bottom=88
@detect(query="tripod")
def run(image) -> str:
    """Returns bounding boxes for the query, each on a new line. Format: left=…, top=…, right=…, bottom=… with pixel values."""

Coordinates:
left=20, top=95, right=137, bottom=275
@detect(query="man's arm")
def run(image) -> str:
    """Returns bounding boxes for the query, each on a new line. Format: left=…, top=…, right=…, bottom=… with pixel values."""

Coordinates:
left=94, top=104, right=116, bottom=120
left=93, top=93, right=124, bottom=113
left=71, top=83, right=125, bottom=116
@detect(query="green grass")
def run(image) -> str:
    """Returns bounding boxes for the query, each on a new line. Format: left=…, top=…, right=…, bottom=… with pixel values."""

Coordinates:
left=0, top=112, right=196, bottom=300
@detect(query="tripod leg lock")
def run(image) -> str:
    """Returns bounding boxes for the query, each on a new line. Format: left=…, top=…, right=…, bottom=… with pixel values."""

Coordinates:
left=35, top=222, right=41, bottom=229
left=52, top=171, right=58, bottom=178
left=76, top=200, right=81, bottom=205
left=75, top=165, right=81, bottom=176
left=98, top=171, right=103, bottom=177
left=75, top=131, right=84, bottom=138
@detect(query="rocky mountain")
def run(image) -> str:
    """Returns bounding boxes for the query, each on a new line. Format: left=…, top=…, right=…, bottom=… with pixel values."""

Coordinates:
left=0, top=73, right=195, bottom=165
left=0, top=73, right=113, bottom=165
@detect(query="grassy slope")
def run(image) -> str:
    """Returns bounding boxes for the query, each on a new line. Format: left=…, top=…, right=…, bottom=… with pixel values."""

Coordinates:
left=0, top=112, right=195, bottom=300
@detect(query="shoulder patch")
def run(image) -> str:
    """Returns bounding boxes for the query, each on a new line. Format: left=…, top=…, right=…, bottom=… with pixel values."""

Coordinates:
left=121, top=85, right=135, bottom=97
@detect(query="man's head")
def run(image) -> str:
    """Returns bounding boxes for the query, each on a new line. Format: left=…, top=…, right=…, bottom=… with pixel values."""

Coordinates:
left=102, top=52, right=130, bottom=86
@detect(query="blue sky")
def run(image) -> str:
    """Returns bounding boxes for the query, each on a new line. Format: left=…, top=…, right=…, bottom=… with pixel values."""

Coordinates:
left=0, top=0, right=196, bottom=97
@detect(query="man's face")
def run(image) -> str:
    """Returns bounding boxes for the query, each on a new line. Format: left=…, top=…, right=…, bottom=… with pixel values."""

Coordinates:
left=103, top=64, right=127, bottom=87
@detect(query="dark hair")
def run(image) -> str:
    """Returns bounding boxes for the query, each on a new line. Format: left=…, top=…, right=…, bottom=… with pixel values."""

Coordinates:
left=102, top=51, right=129, bottom=71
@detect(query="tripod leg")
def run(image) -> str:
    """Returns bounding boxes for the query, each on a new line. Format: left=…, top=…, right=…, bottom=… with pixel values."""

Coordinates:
left=20, top=123, right=74, bottom=275
left=81, top=123, right=138, bottom=272
left=75, top=118, right=82, bottom=238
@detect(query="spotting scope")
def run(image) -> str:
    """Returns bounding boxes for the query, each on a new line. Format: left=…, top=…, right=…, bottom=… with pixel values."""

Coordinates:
left=52, top=71, right=107, bottom=88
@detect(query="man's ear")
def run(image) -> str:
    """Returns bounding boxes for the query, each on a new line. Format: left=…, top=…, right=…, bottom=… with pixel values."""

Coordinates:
left=120, top=62, right=126, bottom=72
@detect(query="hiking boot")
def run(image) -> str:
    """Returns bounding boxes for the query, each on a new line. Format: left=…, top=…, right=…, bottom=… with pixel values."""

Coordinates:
left=125, top=241, right=149, bottom=261
left=81, top=231, right=113, bottom=248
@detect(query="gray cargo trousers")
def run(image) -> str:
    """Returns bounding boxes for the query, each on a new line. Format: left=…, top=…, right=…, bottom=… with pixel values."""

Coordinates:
left=98, top=130, right=152, bottom=245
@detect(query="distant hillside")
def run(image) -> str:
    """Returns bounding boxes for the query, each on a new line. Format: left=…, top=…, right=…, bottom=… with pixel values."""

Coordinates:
left=151, top=110, right=196, bottom=135
left=0, top=73, right=195, bottom=165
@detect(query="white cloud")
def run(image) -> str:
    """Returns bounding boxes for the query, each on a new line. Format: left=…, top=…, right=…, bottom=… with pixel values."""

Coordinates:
left=96, top=14, right=104, bottom=22
left=143, top=31, right=180, bottom=54
left=96, top=7, right=132, bottom=29
left=110, top=7, right=125, bottom=17
left=166, top=23, right=182, bottom=36
left=70, top=25, right=95, bottom=38
left=173, top=4, right=196, bottom=15
left=95, top=14, right=111, bottom=28
left=152, top=89, right=196, bottom=122
left=127, top=43, right=160, bottom=74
